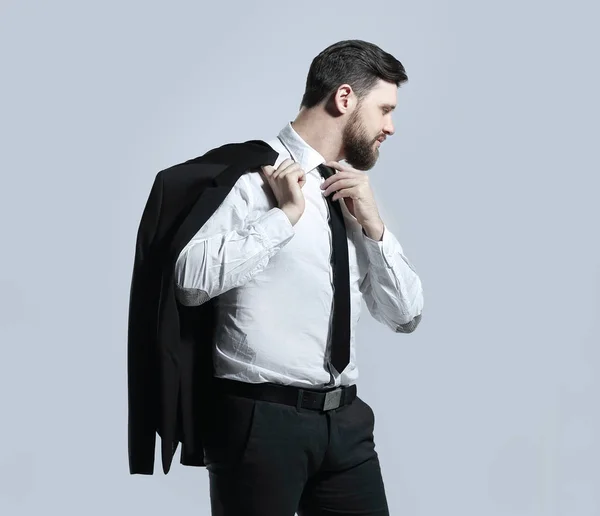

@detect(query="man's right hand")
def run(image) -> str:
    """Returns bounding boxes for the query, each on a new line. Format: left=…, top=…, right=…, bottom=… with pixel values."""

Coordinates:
left=261, top=159, right=306, bottom=226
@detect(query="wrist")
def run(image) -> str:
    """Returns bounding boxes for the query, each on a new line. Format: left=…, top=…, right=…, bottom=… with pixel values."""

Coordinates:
left=280, top=205, right=301, bottom=226
left=362, top=219, right=385, bottom=241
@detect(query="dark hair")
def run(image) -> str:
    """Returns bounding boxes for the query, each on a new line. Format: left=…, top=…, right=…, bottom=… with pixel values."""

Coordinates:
left=300, top=40, right=408, bottom=109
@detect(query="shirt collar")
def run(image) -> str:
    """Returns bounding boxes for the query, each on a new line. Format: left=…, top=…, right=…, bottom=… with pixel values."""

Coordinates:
left=276, top=122, right=326, bottom=176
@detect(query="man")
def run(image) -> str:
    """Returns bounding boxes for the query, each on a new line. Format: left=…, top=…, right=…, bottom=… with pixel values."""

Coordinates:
left=174, top=39, right=424, bottom=515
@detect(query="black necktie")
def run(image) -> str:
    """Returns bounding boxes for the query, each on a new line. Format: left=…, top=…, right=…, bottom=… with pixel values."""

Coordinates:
left=317, top=164, right=351, bottom=373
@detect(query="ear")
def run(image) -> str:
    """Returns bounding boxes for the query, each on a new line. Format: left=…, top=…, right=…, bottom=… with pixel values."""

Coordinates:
left=332, top=84, right=356, bottom=114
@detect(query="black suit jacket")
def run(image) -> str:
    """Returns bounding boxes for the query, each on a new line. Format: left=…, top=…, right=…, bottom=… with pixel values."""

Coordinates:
left=127, top=140, right=278, bottom=475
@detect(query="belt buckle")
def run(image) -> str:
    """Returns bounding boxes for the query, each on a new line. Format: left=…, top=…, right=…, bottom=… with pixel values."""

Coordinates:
left=323, top=388, right=343, bottom=411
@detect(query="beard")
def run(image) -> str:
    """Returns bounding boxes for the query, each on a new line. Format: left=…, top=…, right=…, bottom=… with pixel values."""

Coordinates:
left=342, top=106, right=381, bottom=171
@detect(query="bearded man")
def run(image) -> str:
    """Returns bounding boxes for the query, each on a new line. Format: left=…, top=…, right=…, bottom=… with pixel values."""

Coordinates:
left=172, top=39, right=424, bottom=516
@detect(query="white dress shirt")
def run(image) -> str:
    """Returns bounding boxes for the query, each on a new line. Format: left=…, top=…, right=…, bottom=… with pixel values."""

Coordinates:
left=174, top=122, right=424, bottom=388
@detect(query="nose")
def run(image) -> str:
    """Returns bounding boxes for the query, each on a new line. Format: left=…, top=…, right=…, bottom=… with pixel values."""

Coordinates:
left=383, top=121, right=395, bottom=136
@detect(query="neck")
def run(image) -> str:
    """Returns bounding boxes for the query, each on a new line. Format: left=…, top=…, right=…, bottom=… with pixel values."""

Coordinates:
left=290, top=108, right=345, bottom=162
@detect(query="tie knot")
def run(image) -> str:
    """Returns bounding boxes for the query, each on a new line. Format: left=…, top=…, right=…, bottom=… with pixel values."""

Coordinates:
left=317, top=164, right=334, bottom=179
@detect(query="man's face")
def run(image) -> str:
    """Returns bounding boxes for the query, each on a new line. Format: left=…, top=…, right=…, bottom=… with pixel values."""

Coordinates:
left=342, top=80, right=397, bottom=170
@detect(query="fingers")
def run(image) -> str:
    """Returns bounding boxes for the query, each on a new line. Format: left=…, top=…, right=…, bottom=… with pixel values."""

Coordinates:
left=332, top=187, right=353, bottom=201
left=262, top=158, right=294, bottom=174
left=273, top=159, right=299, bottom=179
left=261, top=165, right=275, bottom=177
left=322, top=178, right=359, bottom=197
left=262, top=159, right=298, bottom=177
left=322, top=172, right=366, bottom=194
left=262, top=159, right=306, bottom=184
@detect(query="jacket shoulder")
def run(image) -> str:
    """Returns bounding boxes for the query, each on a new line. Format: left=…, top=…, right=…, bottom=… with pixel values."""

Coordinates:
left=158, top=140, right=276, bottom=177
left=148, top=140, right=278, bottom=248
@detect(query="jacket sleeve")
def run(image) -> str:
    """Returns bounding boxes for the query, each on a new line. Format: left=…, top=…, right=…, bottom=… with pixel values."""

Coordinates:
left=127, top=173, right=163, bottom=475
left=359, top=225, right=424, bottom=333
left=174, top=174, right=296, bottom=306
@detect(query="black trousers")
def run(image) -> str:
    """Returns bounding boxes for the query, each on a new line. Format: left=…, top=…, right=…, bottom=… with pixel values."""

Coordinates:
left=203, top=381, right=389, bottom=515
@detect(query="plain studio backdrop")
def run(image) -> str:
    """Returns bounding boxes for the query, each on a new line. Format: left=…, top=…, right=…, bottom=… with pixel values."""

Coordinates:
left=1, top=1, right=598, bottom=515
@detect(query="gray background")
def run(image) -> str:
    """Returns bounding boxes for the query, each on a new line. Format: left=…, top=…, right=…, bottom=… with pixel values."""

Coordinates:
left=1, top=0, right=598, bottom=514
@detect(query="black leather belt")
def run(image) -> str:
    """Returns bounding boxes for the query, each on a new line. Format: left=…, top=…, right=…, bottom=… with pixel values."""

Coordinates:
left=211, top=377, right=357, bottom=411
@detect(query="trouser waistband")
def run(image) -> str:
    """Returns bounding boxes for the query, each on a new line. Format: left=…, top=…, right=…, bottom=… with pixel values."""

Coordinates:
left=211, top=377, right=357, bottom=411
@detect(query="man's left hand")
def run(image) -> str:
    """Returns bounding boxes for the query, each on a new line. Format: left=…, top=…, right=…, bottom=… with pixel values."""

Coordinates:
left=321, top=161, right=384, bottom=239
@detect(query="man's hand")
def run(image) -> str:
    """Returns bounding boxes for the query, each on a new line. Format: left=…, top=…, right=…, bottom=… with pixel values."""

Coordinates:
left=320, top=161, right=384, bottom=240
left=261, top=159, right=306, bottom=226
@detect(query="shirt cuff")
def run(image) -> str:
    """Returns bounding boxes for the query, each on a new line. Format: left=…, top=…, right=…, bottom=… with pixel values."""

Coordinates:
left=361, top=224, right=400, bottom=269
